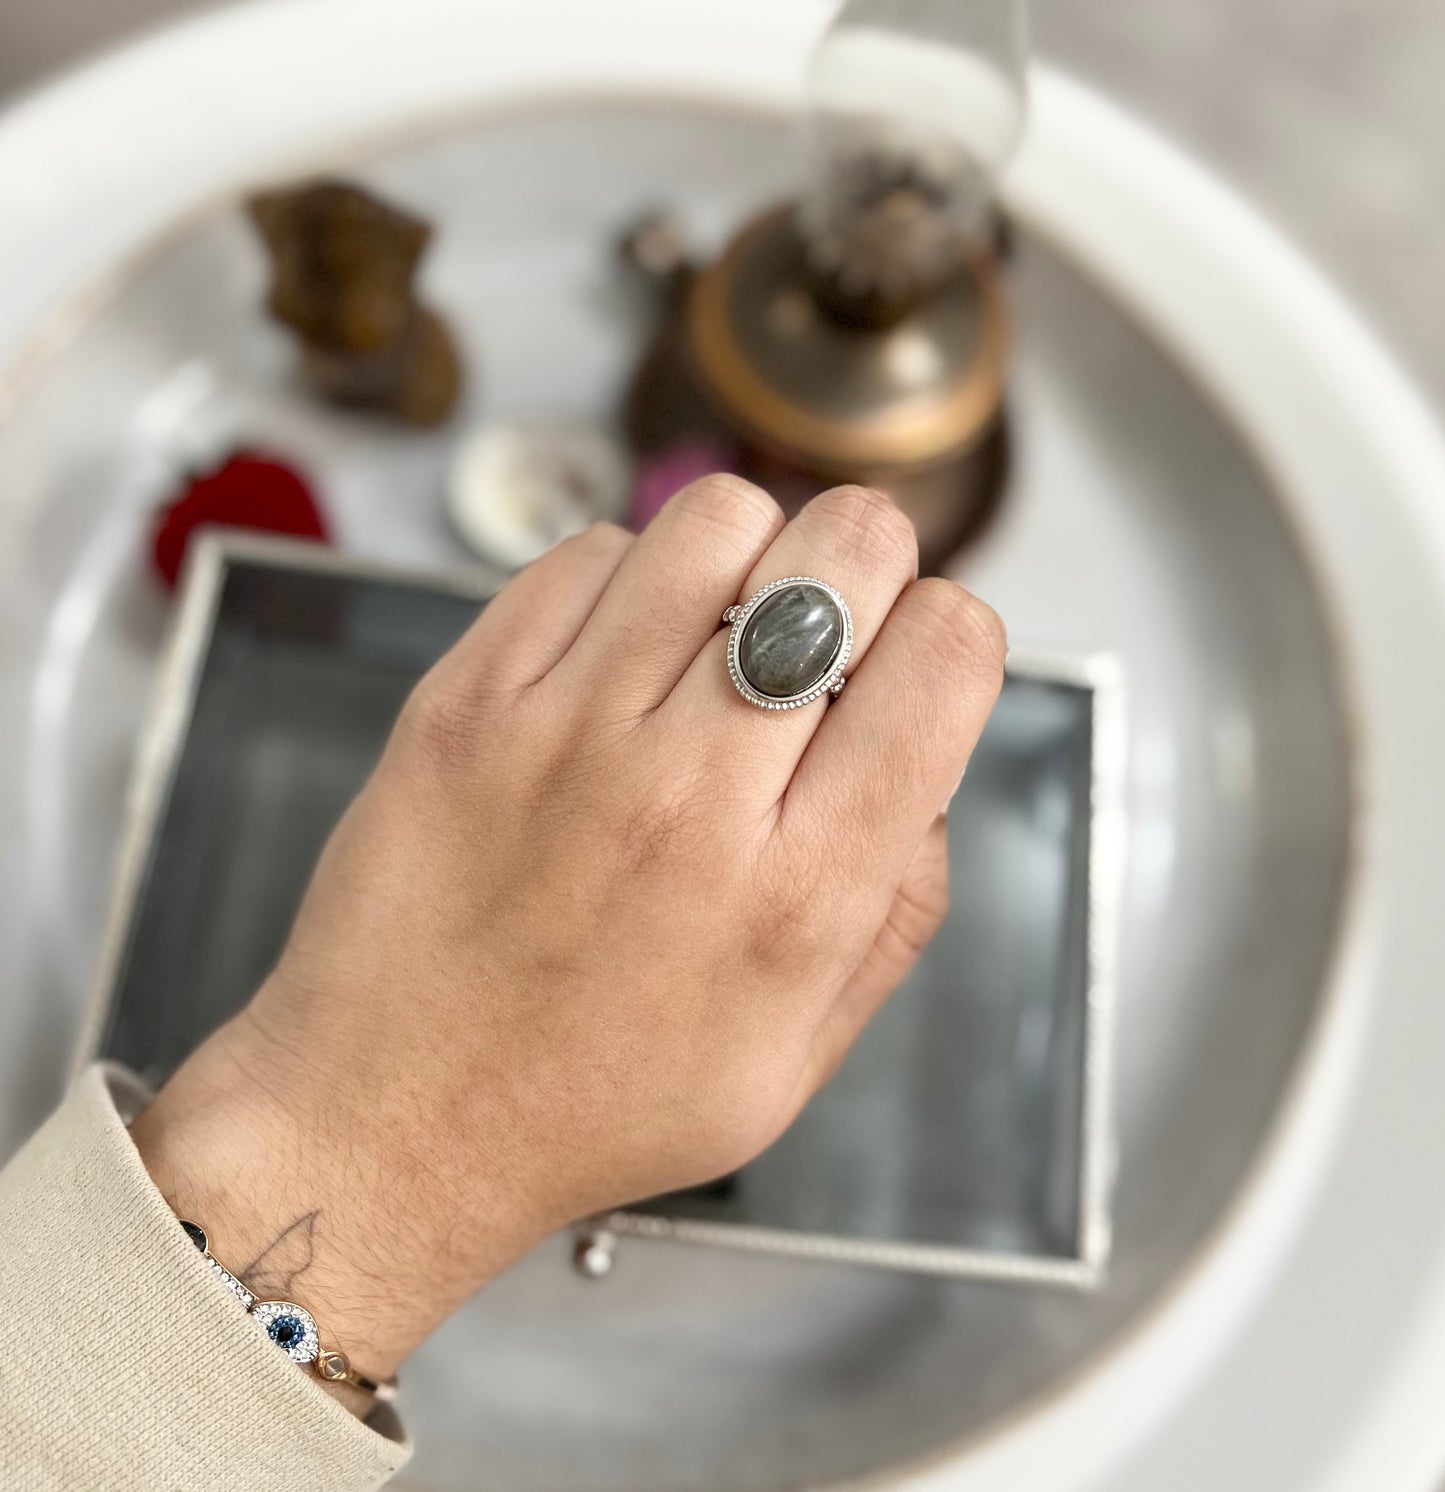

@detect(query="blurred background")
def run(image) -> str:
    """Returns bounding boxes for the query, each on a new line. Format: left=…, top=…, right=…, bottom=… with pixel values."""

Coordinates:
left=2, top=0, right=1439, bottom=407
left=2, top=3, right=1443, bottom=1490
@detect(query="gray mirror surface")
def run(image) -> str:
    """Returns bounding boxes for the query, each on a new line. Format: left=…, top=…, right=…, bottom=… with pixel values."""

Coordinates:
left=102, top=554, right=1098, bottom=1268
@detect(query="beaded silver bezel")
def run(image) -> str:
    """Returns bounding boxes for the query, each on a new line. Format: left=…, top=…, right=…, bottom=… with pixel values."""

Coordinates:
left=251, top=1299, right=321, bottom=1365
left=724, top=576, right=852, bottom=710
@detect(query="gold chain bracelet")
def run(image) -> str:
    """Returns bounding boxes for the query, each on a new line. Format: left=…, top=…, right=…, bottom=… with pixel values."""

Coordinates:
left=179, top=1219, right=396, bottom=1402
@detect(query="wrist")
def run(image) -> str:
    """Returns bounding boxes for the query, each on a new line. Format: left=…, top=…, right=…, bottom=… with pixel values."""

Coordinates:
left=129, top=997, right=542, bottom=1386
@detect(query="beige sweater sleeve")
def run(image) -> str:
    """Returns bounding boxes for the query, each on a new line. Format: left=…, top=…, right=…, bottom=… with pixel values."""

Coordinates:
left=0, top=1065, right=410, bottom=1492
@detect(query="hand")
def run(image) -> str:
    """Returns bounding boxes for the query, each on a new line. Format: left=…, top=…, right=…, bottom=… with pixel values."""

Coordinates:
left=130, top=478, right=1005, bottom=1395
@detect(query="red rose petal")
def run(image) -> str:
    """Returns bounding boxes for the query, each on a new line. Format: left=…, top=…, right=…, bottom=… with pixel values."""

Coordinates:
left=151, top=450, right=329, bottom=589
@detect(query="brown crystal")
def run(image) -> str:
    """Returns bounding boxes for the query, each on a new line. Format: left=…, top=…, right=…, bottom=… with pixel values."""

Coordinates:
left=249, top=179, right=463, bottom=426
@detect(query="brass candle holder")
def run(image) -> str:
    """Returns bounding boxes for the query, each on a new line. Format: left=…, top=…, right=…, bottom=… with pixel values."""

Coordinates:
left=624, top=0, right=1025, bottom=570
left=623, top=188, right=1013, bottom=574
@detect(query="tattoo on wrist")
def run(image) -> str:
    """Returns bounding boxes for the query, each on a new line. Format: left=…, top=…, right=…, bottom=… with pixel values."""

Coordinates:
left=240, top=1209, right=320, bottom=1299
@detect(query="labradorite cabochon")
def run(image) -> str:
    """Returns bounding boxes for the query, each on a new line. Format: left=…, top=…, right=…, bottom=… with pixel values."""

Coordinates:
left=738, top=583, right=844, bottom=699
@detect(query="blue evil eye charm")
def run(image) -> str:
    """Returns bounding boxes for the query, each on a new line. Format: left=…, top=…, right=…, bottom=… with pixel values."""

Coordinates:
left=251, top=1300, right=321, bottom=1364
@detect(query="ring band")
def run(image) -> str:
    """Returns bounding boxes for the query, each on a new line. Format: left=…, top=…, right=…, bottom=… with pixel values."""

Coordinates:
left=722, top=576, right=852, bottom=710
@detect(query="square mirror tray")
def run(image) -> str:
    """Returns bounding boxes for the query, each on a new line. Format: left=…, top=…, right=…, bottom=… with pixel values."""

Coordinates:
left=82, top=532, right=1122, bottom=1287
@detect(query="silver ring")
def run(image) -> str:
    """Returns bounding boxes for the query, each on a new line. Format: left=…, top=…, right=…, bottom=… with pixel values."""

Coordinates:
left=722, top=576, right=853, bottom=710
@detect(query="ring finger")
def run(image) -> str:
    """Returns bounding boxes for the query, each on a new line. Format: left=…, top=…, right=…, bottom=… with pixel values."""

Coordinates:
left=654, top=484, right=919, bottom=807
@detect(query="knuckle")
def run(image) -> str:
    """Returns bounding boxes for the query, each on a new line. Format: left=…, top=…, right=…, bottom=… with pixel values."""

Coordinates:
left=669, top=473, right=783, bottom=541
left=400, top=673, right=490, bottom=769
left=902, top=578, right=1007, bottom=687
left=812, top=485, right=917, bottom=573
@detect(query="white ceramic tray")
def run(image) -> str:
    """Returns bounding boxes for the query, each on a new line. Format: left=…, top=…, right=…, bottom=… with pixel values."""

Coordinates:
left=0, top=5, right=1443, bottom=1491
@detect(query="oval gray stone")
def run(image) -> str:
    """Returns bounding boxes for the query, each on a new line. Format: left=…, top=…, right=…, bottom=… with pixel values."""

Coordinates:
left=738, top=582, right=844, bottom=699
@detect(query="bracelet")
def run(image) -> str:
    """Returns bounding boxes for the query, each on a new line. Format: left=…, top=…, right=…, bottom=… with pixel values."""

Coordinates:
left=179, top=1219, right=396, bottom=1402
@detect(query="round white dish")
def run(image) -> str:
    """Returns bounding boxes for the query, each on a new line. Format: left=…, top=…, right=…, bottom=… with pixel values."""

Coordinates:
left=0, top=4, right=1441, bottom=1490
